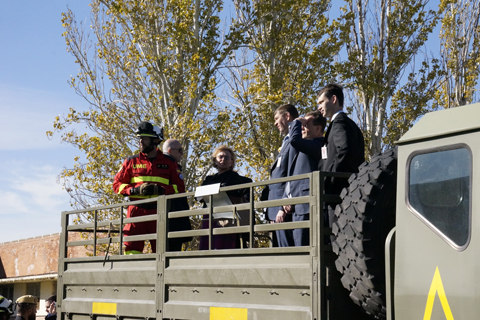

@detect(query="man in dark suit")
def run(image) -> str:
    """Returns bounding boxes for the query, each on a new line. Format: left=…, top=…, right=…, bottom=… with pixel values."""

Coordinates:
left=267, top=104, right=298, bottom=247
left=283, top=110, right=326, bottom=246
left=317, top=84, right=365, bottom=225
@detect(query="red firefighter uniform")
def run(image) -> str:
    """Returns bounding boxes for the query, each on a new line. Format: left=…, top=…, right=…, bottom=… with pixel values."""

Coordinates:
left=113, top=149, right=185, bottom=253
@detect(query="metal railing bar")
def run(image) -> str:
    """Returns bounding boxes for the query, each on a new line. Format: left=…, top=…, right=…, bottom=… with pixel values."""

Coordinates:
left=93, top=210, right=97, bottom=256
left=66, top=240, right=94, bottom=247
left=168, top=208, right=209, bottom=218
left=211, top=226, right=251, bottom=235
left=120, top=234, right=157, bottom=242
left=119, top=206, right=124, bottom=255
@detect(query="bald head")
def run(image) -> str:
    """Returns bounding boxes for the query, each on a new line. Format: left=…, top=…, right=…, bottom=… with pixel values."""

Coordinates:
left=163, top=139, right=183, bottom=162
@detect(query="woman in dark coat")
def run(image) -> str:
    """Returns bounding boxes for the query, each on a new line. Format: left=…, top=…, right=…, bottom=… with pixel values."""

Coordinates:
left=199, top=145, right=252, bottom=250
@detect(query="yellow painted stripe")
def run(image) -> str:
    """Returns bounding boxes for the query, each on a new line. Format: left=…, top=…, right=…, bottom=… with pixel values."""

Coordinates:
left=423, top=266, right=454, bottom=320
left=131, top=176, right=169, bottom=185
left=210, top=307, right=247, bottom=320
left=118, top=183, right=129, bottom=194
left=92, top=302, right=117, bottom=315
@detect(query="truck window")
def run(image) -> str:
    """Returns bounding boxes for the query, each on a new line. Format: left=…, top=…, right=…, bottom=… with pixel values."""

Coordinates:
left=408, top=146, right=471, bottom=249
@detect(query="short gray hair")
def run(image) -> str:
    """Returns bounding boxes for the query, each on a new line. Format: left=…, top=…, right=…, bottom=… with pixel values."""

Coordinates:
left=163, top=139, right=181, bottom=153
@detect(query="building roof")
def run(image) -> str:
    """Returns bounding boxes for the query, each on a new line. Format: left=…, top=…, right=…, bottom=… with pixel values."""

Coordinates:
left=0, top=273, right=57, bottom=284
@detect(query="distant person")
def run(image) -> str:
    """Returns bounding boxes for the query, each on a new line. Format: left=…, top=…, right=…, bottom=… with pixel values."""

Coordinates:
left=15, top=295, right=37, bottom=320
left=0, top=295, right=13, bottom=320
left=44, top=295, right=56, bottom=320
left=283, top=110, right=326, bottom=246
left=267, top=104, right=298, bottom=247
left=113, top=121, right=185, bottom=254
left=317, top=84, right=365, bottom=225
left=163, top=139, right=183, bottom=164
left=199, top=146, right=252, bottom=250
left=163, top=139, right=193, bottom=251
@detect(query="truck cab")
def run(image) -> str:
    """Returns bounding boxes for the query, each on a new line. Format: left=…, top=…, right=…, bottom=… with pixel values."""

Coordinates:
left=394, top=103, right=478, bottom=319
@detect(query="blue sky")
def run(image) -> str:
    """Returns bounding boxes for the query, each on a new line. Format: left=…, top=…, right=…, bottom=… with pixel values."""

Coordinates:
left=0, top=1, right=92, bottom=242
left=0, top=0, right=457, bottom=243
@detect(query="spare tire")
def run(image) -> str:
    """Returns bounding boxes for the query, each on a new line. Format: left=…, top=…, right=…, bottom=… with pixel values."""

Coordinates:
left=331, top=148, right=397, bottom=319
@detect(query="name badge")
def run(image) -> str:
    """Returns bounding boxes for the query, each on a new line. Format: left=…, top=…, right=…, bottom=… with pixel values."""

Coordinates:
left=321, top=146, right=328, bottom=160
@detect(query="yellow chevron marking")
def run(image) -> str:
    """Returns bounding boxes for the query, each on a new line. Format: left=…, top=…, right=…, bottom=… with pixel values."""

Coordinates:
left=423, top=266, right=454, bottom=320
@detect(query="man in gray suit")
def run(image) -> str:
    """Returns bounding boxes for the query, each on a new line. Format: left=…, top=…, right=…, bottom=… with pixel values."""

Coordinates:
left=267, top=104, right=298, bottom=247
left=283, top=110, right=326, bottom=246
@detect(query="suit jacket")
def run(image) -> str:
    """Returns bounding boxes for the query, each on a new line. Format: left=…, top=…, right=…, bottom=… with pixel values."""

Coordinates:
left=164, top=154, right=192, bottom=242
left=320, top=112, right=365, bottom=195
left=267, top=129, right=296, bottom=221
left=286, top=120, right=324, bottom=215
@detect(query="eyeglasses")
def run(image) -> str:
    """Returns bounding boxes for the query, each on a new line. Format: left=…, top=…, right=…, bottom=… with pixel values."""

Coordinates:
left=216, top=155, right=231, bottom=160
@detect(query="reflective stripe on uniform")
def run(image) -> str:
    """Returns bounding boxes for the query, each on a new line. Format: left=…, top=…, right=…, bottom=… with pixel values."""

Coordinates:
left=172, top=184, right=178, bottom=193
left=118, top=183, right=129, bottom=194
left=130, top=176, right=169, bottom=185
left=128, top=195, right=158, bottom=200
left=124, top=250, right=143, bottom=255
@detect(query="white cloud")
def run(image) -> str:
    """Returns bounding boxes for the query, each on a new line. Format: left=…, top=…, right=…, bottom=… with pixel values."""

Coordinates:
left=0, top=191, right=30, bottom=215
left=0, top=84, right=86, bottom=151
left=10, top=165, right=67, bottom=213
left=0, top=159, right=71, bottom=242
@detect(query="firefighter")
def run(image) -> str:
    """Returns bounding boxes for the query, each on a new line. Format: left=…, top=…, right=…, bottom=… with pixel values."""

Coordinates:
left=0, top=295, right=13, bottom=320
left=113, top=121, right=185, bottom=254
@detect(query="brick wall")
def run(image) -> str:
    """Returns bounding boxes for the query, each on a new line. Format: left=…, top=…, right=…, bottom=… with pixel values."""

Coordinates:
left=0, top=233, right=87, bottom=278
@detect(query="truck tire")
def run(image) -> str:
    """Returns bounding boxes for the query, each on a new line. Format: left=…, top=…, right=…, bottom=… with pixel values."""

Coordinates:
left=331, top=148, right=397, bottom=319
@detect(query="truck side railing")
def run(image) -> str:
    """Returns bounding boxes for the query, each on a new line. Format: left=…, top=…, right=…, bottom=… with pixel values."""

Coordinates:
left=60, top=171, right=349, bottom=256
left=58, top=171, right=352, bottom=320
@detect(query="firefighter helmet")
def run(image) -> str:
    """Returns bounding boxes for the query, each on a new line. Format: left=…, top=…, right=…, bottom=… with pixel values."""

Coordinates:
left=136, top=121, right=164, bottom=141
left=0, top=296, right=13, bottom=315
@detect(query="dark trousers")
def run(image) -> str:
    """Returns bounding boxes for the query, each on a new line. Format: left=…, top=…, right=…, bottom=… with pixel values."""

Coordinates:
left=275, top=214, right=295, bottom=247
left=293, top=213, right=309, bottom=246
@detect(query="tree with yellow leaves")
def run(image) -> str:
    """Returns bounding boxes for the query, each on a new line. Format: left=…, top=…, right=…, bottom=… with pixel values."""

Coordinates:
left=49, top=0, right=252, bottom=214
left=222, top=0, right=346, bottom=177
left=435, top=0, right=480, bottom=108
left=338, top=0, right=451, bottom=155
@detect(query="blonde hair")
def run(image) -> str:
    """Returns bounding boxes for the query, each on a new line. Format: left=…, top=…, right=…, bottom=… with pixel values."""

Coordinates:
left=212, top=145, right=236, bottom=170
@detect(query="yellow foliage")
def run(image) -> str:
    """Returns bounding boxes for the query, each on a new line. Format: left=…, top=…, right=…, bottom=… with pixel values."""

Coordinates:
left=53, top=0, right=254, bottom=221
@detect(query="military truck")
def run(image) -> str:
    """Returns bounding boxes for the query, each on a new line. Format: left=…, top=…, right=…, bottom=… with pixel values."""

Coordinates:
left=57, top=103, right=477, bottom=320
